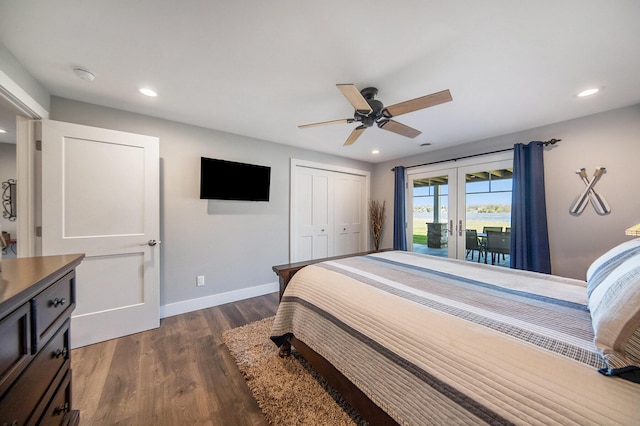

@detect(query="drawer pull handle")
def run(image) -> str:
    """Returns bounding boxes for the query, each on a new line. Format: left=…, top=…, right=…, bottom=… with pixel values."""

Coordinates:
left=54, top=347, right=68, bottom=358
left=51, top=297, right=67, bottom=308
left=54, top=402, right=70, bottom=415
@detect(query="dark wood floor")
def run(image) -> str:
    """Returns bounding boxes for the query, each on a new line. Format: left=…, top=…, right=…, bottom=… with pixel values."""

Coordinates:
left=71, top=292, right=279, bottom=426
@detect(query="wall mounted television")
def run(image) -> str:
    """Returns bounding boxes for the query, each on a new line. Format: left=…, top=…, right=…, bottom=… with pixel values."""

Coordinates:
left=200, top=157, right=271, bottom=201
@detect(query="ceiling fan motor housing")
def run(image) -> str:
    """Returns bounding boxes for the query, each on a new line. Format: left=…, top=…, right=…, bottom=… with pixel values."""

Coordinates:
left=355, top=87, right=384, bottom=127
left=360, top=87, right=378, bottom=100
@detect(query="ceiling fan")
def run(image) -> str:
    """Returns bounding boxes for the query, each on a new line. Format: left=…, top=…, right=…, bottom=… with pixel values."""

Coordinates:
left=299, top=84, right=452, bottom=146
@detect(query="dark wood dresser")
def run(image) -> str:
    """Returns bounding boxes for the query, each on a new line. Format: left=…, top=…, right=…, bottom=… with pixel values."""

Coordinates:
left=0, top=254, right=84, bottom=426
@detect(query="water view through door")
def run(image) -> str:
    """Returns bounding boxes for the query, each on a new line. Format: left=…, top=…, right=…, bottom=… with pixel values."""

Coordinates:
left=412, top=174, right=451, bottom=258
left=410, top=158, right=513, bottom=267
left=462, top=166, right=512, bottom=266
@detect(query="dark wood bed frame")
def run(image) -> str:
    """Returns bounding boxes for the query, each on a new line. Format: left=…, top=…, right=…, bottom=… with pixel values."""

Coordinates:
left=272, top=250, right=399, bottom=426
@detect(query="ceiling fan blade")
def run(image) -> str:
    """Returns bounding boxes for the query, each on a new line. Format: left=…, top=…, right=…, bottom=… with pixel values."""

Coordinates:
left=298, top=118, right=354, bottom=128
left=378, top=119, right=421, bottom=138
left=382, top=89, right=452, bottom=118
left=344, top=125, right=367, bottom=146
left=336, top=84, right=373, bottom=115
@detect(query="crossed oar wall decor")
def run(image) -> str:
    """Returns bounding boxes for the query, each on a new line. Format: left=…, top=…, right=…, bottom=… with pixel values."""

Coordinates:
left=570, top=166, right=610, bottom=215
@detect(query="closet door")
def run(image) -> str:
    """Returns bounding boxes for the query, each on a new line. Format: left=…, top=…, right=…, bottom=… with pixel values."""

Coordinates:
left=334, top=173, right=366, bottom=256
left=291, top=167, right=334, bottom=262
left=290, top=160, right=370, bottom=263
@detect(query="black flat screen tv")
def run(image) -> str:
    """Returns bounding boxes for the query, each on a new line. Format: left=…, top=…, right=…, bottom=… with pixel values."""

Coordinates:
left=200, top=157, right=271, bottom=201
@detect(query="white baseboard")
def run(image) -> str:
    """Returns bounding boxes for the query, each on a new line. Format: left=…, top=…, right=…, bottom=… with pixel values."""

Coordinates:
left=160, top=281, right=279, bottom=319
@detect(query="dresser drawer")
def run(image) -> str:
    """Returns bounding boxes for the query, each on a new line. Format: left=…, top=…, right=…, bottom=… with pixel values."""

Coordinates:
left=32, top=271, right=75, bottom=352
left=0, top=303, right=32, bottom=398
left=0, top=320, right=70, bottom=426
left=37, top=369, right=73, bottom=426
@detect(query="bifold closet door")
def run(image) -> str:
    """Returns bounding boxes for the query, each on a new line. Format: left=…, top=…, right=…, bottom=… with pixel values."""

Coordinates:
left=334, top=173, right=366, bottom=256
left=292, top=167, right=334, bottom=262
left=291, top=164, right=367, bottom=263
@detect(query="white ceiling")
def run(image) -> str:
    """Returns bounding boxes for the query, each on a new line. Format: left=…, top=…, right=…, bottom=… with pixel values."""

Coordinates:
left=0, top=1, right=639, bottom=162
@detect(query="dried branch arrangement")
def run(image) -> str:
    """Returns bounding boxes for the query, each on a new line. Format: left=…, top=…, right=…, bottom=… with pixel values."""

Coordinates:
left=369, top=200, right=386, bottom=250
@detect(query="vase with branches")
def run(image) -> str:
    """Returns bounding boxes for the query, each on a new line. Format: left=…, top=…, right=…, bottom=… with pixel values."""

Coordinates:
left=369, top=199, right=386, bottom=251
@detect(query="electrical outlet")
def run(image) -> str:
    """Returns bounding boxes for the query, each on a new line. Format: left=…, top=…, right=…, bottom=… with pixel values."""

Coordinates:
left=197, top=275, right=205, bottom=287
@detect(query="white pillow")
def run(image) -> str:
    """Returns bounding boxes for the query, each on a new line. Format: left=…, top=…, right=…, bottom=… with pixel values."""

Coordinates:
left=586, top=238, right=640, bottom=296
left=586, top=238, right=640, bottom=382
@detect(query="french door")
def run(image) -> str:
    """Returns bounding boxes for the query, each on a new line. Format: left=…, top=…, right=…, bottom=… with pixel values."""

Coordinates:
left=407, top=154, right=513, bottom=263
left=408, top=169, right=457, bottom=258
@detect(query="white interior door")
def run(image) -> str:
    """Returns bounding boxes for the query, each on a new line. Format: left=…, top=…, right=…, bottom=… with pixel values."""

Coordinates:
left=38, top=119, right=160, bottom=348
left=291, top=166, right=334, bottom=262
left=334, top=173, right=366, bottom=256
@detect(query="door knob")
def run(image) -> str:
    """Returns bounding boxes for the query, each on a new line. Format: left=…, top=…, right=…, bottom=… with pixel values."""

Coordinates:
left=148, top=239, right=158, bottom=246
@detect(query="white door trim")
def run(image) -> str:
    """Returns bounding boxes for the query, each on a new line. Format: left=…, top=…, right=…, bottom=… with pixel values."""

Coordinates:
left=0, top=71, right=49, bottom=258
left=0, top=70, right=49, bottom=119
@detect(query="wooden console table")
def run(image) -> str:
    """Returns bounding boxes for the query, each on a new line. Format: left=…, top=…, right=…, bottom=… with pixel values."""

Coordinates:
left=0, top=253, right=85, bottom=426
left=272, top=249, right=392, bottom=301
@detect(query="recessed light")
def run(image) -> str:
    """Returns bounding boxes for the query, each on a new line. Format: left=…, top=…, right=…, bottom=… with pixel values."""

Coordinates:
left=371, top=149, right=380, bottom=154
left=0, top=128, right=6, bottom=133
left=139, top=88, right=158, bottom=97
left=578, top=88, right=599, bottom=97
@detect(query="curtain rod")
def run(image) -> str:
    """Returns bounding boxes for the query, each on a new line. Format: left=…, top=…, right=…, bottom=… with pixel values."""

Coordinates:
left=391, top=139, right=561, bottom=171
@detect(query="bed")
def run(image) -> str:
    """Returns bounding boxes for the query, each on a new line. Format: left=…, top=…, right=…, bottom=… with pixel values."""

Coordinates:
left=270, top=241, right=640, bottom=425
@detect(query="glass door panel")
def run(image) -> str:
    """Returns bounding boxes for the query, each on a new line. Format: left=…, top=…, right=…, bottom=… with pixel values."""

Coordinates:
left=408, top=170, right=456, bottom=258
left=458, top=161, right=513, bottom=266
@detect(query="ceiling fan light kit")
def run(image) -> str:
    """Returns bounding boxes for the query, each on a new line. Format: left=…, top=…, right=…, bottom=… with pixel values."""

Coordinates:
left=300, top=84, right=452, bottom=146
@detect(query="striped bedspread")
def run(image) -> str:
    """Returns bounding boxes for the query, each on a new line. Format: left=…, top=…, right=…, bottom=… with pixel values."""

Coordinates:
left=271, top=251, right=640, bottom=425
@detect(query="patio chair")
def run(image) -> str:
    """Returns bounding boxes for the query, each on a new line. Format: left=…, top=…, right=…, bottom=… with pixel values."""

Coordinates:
left=465, top=229, right=483, bottom=262
left=485, top=230, right=510, bottom=265
left=483, top=226, right=503, bottom=233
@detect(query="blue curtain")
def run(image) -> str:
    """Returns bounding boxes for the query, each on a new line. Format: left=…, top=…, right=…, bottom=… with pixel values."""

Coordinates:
left=510, top=142, right=551, bottom=273
left=393, top=166, right=407, bottom=250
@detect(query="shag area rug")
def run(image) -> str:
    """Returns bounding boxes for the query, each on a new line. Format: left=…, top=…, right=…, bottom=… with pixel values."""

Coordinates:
left=222, top=317, right=367, bottom=425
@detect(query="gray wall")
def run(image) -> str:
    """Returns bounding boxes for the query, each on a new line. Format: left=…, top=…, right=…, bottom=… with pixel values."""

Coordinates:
left=0, top=42, right=50, bottom=113
left=372, top=104, right=640, bottom=280
left=50, top=97, right=373, bottom=307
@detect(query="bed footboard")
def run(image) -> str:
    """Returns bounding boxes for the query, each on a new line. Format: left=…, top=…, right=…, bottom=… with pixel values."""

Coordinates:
left=272, top=249, right=391, bottom=300
left=281, top=334, right=399, bottom=426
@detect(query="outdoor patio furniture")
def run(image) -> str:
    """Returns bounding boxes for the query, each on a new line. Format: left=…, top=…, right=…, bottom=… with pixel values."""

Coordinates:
left=465, top=229, right=483, bottom=262
left=485, top=230, right=510, bottom=265
left=483, top=226, right=503, bottom=233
